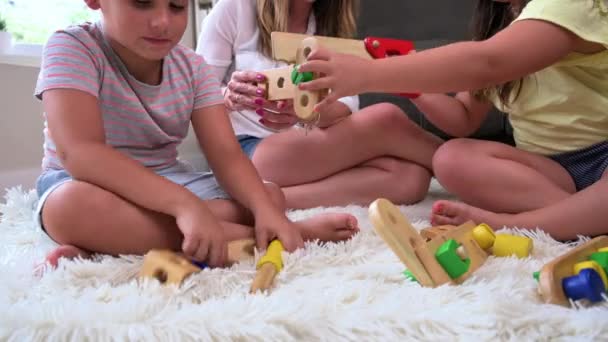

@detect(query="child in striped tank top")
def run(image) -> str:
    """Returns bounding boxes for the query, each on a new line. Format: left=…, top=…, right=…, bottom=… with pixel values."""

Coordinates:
left=34, top=0, right=359, bottom=269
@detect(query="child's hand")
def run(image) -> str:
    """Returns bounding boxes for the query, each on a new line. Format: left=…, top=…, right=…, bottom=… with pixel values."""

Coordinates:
left=298, top=47, right=370, bottom=114
left=225, top=71, right=268, bottom=111
left=175, top=203, right=227, bottom=267
left=254, top=210, right=304, bottom=252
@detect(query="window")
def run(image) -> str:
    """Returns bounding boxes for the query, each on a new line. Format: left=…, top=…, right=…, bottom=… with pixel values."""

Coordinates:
left=0, top=0, right=100, bottom=45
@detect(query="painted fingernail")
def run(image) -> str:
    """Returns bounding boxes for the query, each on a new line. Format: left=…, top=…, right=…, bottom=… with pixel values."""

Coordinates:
left=256, top=89, right=264, bottom=96
left=256, top=109, right=265, bottom=116
left=255, top=98, right=264, bottom=106
left=259, top=118, right=266, bottom=124
left=256, top=74, right=265, bottom=81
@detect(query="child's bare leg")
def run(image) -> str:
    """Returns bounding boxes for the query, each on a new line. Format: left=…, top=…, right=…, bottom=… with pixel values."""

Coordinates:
left=252, top=103, right=442, bottom=207
left=41, top=182, right=258, bottom=266
left=283, top=157, right=431, bottom=208
left=431, top=172, right=608, bottom=240
left=42, top=181, right=358, bottom=266
left=433, top=138, right=576, bottom=213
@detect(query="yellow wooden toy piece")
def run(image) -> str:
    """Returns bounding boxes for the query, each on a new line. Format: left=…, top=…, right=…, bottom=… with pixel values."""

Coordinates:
left=139, top=239, right=256, bottom=286
left=472, top=223, right=496, bottom=250
left=573, top=260, right=608, bottom=290
left=538, top=235, right=608, bottom=306
left=250, top=240, right=284, bottom=293
left=492, top=234, right=533, bottom=258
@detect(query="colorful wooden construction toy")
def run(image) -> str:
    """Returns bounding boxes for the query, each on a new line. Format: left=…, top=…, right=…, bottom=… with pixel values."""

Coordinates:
left=370, top=198, right=535, bottom=287
left=250, top=240, right=285, bottom=293
left=258, top=32, right=419, bottom=122
left=537, top=235, right=608, bottom=306
left=369, top=198, right=488, bottom=287
left=139, top=239, right=256, bottom=285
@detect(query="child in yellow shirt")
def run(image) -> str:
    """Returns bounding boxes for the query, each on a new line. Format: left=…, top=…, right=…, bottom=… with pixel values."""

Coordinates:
left=299, top=0, right=608, bottom=240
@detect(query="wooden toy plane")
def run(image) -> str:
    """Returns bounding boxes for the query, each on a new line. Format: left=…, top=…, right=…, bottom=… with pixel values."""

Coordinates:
left=537, top=236, right=608, bottom=306
left=369, top=198, right=488, bottom=287
left=258, top=32, right=419, bottom=121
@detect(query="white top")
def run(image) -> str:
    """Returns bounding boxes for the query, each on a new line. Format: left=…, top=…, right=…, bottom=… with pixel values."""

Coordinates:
left=196, top=0, right=360, bottom=138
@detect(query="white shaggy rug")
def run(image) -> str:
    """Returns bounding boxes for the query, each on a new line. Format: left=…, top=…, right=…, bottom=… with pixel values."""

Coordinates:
left=1, top=180, right=607, bottom=341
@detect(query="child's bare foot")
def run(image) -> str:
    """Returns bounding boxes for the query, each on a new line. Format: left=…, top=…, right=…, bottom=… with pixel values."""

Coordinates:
left=33, top=245, right=91, bottom=277
left=431, top=200, right=504, bottom=227
left=45, top=245, right=91, bottom=268
left=295, top=213, right=359, bottom=243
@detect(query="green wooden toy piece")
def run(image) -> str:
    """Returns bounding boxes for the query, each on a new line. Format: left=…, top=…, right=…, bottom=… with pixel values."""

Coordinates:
left=403, top=269, right=418, bottom=283
left=589, top=251, right=608, bottom=274
left=291, top=65, right=314, bottom=85
left=533, top=271, right=540, bottom=282
left=435, top=239, right=471, bottom=279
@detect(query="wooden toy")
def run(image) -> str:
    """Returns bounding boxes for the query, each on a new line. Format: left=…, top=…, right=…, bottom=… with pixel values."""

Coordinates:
left=139, top=239, right=256, bottom=285
left=250, top=240, right=285, bottom=293
left=369, top=198, right=488, bottom=287
left=258, top=32, right=419, bottom=122
left=467, top=223, right=533, bottom=258
left=537, top=236, right=608, bottom=306
left=370, top=198, right=536, bottom=287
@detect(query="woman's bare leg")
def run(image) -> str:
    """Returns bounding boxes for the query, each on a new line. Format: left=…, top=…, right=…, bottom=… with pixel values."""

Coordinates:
left=282, top=157, right=431, bottom=208
left=252, top=103, right=442, bottom=207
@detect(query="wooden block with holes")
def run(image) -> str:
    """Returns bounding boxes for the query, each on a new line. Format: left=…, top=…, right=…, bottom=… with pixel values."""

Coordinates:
left=258, top=66, right=295, bottom=101
left=139, top=250, right=201, bottom=285
left=271, top=32, right=372, bottom=63
left=538, top=235, right=608, bottom=306
left=369, top=198, right=489, bottom=287
left=139, top=239, right=256, bottom=286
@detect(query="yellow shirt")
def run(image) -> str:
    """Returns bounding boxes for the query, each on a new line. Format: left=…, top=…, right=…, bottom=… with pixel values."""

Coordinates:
left=491, top=0, right=608, bottom=155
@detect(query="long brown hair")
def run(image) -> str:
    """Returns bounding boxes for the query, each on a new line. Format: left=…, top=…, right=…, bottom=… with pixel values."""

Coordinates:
left=471, top=0, right=530, bottom=106
left=256, top=0, right=358, bottom=58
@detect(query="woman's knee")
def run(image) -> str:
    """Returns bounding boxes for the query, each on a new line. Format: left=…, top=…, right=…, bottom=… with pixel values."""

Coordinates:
left=359, top=103, right=412, bottom=129
left=368, top=157, right=431, bottom=203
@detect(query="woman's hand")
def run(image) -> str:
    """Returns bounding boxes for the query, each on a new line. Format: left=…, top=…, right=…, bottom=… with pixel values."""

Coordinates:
left=224, top=71, right=268, bottom=111
left=257, top=100, right=300, bottom=130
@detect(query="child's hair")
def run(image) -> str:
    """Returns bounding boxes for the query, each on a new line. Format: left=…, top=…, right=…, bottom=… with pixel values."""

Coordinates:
left=256, top=0, right=359, bottom=58
left=471, top=0, right=531, bottom=105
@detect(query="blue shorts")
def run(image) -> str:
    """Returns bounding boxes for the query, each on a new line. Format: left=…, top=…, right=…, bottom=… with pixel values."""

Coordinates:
left=549, top=140, right=608, bottom=191
left=34, top=162, right=230, bottom=231
left=237, top=134, right=262, bottom=158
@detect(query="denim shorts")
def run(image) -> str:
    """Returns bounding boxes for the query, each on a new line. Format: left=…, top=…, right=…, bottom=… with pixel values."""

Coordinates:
left=237, top=134, right=262, bottom=159
left=549, top=140, right=608, bottom=191
left=34, top=162, right=230, bottom=231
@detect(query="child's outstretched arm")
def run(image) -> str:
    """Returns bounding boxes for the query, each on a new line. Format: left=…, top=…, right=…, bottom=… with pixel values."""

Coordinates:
left=299, top=20, right=578, bottom=112
left=191, top=104, right=305, bottom=252
left=44, top=89, right=228, bottom=266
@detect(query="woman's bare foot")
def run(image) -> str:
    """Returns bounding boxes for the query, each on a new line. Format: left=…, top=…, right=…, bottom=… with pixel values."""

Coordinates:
left=296, top=213, right=359, bottom=242
left=45, top=245, right=91, bottom=268
left=431, top=200, right=505, bottom=227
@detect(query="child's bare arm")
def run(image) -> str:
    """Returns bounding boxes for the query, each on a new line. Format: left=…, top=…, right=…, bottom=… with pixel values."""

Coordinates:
left=300, top=19, right=578, bottom=108
left=412, top=92, right=493, bottom=137
left=191, top=104, right=304, bottom=251
left=44, top=89, right=226, bottom=264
